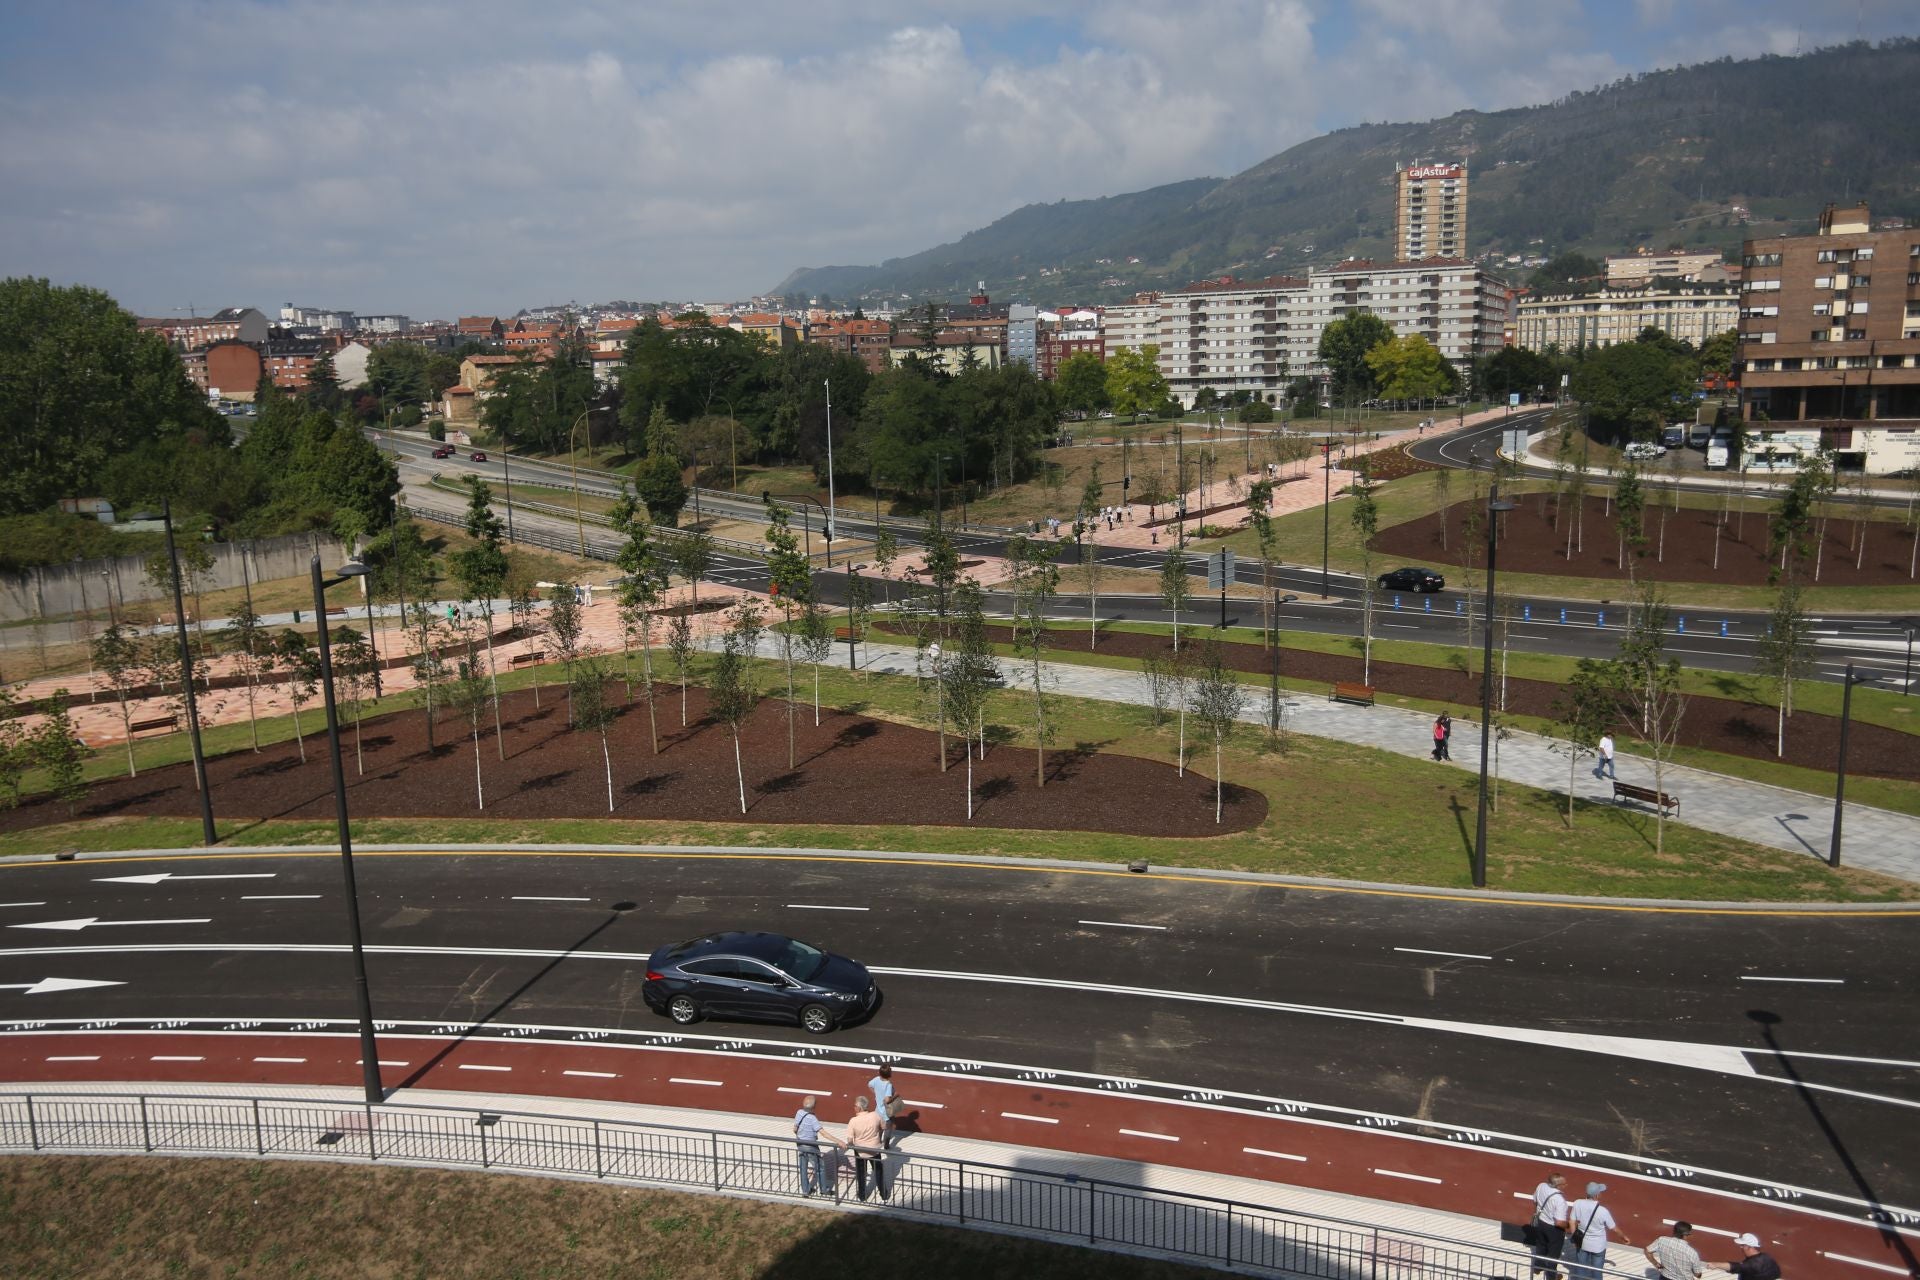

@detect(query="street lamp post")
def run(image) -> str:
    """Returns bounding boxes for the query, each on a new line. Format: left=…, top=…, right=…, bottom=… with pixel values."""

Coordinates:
left=1899, top=617, right=1920, bottom=697
left=1471, top=484, right=1518, bottom=889
left=311, top=552, right=384, bottom=1106
left=499, top=451, right=516, bottom=545
left=823, top=378, right=838, bottom=550
left=1829, top=663, right=1871, bottom=868
left=568, top=407, right=601, bottom=556
left=161, top=499, right=217, bottom=846
left=1269, top=591, right=1298, bottom=735
left=1320, top=444, right=1333, bottom=598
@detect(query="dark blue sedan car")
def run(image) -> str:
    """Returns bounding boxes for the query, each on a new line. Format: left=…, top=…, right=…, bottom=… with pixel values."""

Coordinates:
left=643, top=931, right=879, bottom=1035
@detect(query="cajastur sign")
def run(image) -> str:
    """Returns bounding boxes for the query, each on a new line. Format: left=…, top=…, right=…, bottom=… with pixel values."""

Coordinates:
left=1405, top=165, right=1463, bottom=180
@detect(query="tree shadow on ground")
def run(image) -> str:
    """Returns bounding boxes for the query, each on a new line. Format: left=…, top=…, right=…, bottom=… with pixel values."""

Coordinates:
left=624, top=772, right=680, bottom=797
left=518, top=771, right=573, bottom=793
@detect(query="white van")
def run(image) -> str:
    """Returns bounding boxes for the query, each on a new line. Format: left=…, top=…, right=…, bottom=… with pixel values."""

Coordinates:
left=1705, top=441, right=1729, bottom=470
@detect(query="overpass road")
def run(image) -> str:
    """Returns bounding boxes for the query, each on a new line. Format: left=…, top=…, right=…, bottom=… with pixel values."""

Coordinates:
left=2, top=848, right=1916, bottom=1214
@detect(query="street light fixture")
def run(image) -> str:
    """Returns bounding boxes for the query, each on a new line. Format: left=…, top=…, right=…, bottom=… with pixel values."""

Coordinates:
left=1269, top=591, right=1298, bottom=735
left=1320, top=443, right=1334, bottom=598
left=567, top=407, right=604, bottom=556
left=1471, top=483, right=1518, bottom=889
left=311, top=551, right=384, bottom=1106
left=823, top=379, right=837, bottom=548
left=1828, top=662, right=1872, bottom=869
left=1898, top=617, right=1920, bottom=697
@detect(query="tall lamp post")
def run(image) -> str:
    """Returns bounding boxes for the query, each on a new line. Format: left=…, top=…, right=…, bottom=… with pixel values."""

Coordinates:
left=1828, top=663, right=1871, bottom=868
left=1269, top=591, right=1298, bottom=735
left=1898, top=617, right=1920, bottom=697
left=1471, top=483, right=1518, bottom=889
left=823, top=379, right=837, bottom=549
left=311, top=552, right=384, bottom=1106
left=161, top=500, right=217, bottom=846
left=568, top=406, right=603, bottom=557
left=1320, top=443, right=1334, bottom=598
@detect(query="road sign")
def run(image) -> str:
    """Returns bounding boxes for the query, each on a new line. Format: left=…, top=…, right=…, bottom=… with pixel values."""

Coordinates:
left=1508, top=392, right=1521, bottom=407
left=1206, top=549, right=1236, bottom=590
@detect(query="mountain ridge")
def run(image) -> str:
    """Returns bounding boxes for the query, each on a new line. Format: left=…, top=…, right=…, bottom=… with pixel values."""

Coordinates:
left=773, top=39, right=1920, bottom=305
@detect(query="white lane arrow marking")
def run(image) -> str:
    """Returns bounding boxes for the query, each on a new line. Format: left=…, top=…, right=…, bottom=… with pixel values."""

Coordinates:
left=0, top=977, right=126, bottom=995
left=94, top=873, right=276, bottom=885
left=8, top=917, right=212, bottom=932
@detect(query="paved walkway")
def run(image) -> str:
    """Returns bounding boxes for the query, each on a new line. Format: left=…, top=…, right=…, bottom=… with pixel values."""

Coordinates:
left=836, top=635, right=1920, bottom=886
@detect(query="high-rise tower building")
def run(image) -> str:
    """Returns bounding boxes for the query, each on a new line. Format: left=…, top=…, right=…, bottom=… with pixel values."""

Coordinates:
left=1394, top=163, right=1468, bottom=260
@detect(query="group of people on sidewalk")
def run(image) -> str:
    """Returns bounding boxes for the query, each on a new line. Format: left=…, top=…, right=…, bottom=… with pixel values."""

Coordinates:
left=792, top=1064, right=905, bottom=1202
left=1528, top=1174, right=1782, bottom=1280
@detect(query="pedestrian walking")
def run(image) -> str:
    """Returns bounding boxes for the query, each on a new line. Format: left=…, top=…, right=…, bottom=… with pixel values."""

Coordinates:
left=1645, top=1221, right=1703, bottom=1280
left=792, top=1096, right=826, bottom=1196
left=1528, top=1173, right=1570, bottom=1280
left=1432, top=715, right=1447, bottom=761
left=869, top=1063, right=902, bottom=1146
left=1565, top=1182, right=1627, bottom=1280
left=832, top=1096, right=890, bottom=1201
left=1593, top=733, right=1616, bottom=779
left=1720, top=1233, right=1781, bottom=1280
left=1438, top=714, right=1453, bottom=761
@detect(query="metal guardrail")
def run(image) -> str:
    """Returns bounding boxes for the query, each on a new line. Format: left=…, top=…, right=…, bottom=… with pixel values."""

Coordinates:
left=0, top=1089, right=1566, bottom=1279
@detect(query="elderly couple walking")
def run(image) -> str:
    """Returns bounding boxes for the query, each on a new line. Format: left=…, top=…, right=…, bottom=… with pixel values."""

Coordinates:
left=1528, top=1174, right=1781, bottom=1280
left=793, top=1064, right=904, bottom=1202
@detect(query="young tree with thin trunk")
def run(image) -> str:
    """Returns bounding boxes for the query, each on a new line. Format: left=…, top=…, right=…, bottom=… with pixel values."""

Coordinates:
left=331, top=626, right=376, bottom=775
left=798, top=599, right=833, bottom=726
left=405, top=603, right=449, bottom=749
left=845, top=572, right=873, bottom=669
left=31, top=690, right=88, bottom=817
left=1350, top=477, right=1380, bottom=684
left=91, top=625, right=144, bottom=777
left=570, top=656, right=618, bottom=813
left=1614, top=462, right=1646, bottom=589
left=610, top=484, right=665, bottom=751
left=453, top=476, right=510, bottom=758
left=872, top=528, right=899, bottom=607
left=1433, top=467, right=1452, bottom=551
left=1549, top=659, right=1614, bottom=826
left=1079, top=462, right=1103, bottom=650
left=1188, top=640, right=1249, bottom=824
left=276, top=630, right=319, bottom=763
left=547, top=582, right=584, bottom=726
left=1159, top=546, right=1189, bottom=653
left=944, top=580, right=996, bottom=819
left=1006, top=536, right=1059, bottom=786
left=507, top=569, right=545, bottom=708
left=1607, top=581, right=1687, bottom=856
left=763, top=501, right=812, bottom=769
left=1754, top=582, right=1814, bottom=758
left=667, top=609, right=696, bottom=727
left=672, top=530, right=715, bottom=614
left=0, top=685, right=29, bottom=809
left=711, top=601, right=763, bottom=814
left=451, top=654, right=490, bottom=809
left=226, top=604, right=270, bottom=752
left=1247, top=479, right=1277, bottom=643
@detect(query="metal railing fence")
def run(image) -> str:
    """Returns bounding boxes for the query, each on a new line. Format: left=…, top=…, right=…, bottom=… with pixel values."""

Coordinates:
left=0, top=1089, right=1610, bottom=1279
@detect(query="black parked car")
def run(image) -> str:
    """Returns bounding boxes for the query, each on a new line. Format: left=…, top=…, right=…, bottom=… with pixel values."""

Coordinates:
left=1378, top=566, right=1445, bottom=593
left=643, top=931, right=879, bottom=1035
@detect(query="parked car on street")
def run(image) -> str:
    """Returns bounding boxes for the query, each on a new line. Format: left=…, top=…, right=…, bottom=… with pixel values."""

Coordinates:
left=1660, top=426, right=1686, bottom=448
left=1623, top=441, right=1667, bottom=460
left=643, top=931, right=879, bottom=1035
left=1378, top=566, right=1445, bottom=593
left=431, top=445, right=455, bottom=459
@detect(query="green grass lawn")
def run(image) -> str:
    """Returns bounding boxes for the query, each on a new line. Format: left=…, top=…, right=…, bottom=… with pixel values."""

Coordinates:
left=7, top=648, right=1913, bottom=903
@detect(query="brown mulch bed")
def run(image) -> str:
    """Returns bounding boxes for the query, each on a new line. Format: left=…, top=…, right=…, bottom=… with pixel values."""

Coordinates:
left=1378, top=494, right=1920, bottom=587
left=1355, top=444, right=1441, bottom=482
left=0, top=685, right=1265, bottom=836
left=891, top=625, right=1919, bottom=783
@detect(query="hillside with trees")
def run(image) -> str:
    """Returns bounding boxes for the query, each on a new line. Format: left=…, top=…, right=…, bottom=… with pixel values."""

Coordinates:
left=774, top=40, right=1920, bottom=305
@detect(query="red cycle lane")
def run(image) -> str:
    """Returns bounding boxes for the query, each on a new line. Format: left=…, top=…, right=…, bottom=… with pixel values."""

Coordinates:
left=2, top=1029, right=1912, bottom=1279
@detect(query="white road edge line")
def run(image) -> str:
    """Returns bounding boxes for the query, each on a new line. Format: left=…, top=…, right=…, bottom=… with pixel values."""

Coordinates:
left=1245, top=1147, right=1307, bottom=1163
left=150, top=1055, right=203, bottom=1062
left=513, top=896, right=591, bottom=902
left=1665, top=1220, right=1739, bottom=1239
left=786, top=905, right=869, bottom=912
left=1078, top=920, right=1169, bottom=931
left=1001, top=1112, right=1060, bottom=1125
left=776, top=1086, right=830, bottom=1096
left=243, top=895, right=320, bottom=900
left=1739, top=976, right=1844, bottom=984
left=252, top=1056, right=306, bottom=1064
left=1394, top=947, right=1494, bottom=961
left=1119, top=1128, right=1179, bottom=1142
left=46, top=1055, right=99, bottom=1062
left=457, top=1064, right=512, bottom=1072
left=1820, top=1252, right=1909, bottom=1275
left=0, top=903, right=47, bottom=908
left=670, top=1077, right=725, bottom=1087
left=564, top=1070, right=619, bottom=1079
left=903, top=1100, right=944, bottom=1109
left=1372, top=1168, right=1443, bottom=1184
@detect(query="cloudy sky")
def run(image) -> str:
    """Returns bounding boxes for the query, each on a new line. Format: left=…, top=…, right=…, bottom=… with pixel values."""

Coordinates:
left=1, top=1, right=1911, bottom=319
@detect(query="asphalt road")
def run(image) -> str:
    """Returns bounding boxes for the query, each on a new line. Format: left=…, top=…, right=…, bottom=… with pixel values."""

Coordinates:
left=2, top=849, right=1915, bottom=1209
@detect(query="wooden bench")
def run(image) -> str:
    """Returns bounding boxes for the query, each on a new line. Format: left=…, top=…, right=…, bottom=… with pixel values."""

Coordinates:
left=1330, top=681, right=1376, bottom=707
left=128, top=714, right=178, bottom=736
left=508, top=650, right=547, bottom=667
left=1613, top=780, right=1680, bottom=817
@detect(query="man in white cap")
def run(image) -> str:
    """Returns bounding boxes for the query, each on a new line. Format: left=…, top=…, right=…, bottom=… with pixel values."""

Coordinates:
left=1566, top=1181, right=1629, bottom=1280
left=1722, top=1233, right=1781, bottom=1280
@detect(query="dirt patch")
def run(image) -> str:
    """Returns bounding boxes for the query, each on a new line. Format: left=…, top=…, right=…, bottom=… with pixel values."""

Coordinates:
left=1378, top=494, right=1920, bottom=587
left=0, top=683, right=1264, bottom=836
left=885, top=624, right=1919, bottom=783
left=1354, top=444, right=1441, bottom=482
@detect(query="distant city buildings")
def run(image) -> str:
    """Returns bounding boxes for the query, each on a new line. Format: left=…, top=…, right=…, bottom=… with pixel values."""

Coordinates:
left=1736, top=202, right=1920, bottom=474
left=1519, top=283, right=1738, bottom=351
left=1394, top=163, right=1468, bottom=262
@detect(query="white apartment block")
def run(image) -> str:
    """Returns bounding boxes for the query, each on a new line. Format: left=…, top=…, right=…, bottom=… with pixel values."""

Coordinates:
left=1518, top=284, right=1737, bottom=351
left=1099, top=296, right=1162, bottom=356
left=1605, top=251, right=1721, bottom=283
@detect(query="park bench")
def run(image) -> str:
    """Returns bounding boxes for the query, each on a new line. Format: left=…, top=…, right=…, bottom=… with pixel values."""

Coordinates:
left=1613, top=780, right=1680, bottom=818
left=128, top=714, right=178, bottom=736
left=1330, top=681, right=1376, bottom=707
left=508, top=650, right=547, bottom=667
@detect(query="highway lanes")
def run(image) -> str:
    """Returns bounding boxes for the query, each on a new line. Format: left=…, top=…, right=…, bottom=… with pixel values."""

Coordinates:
left=2, top=848, right=1916, bottom=1213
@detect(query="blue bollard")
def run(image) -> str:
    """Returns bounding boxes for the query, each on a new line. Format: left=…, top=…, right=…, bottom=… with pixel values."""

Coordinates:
left=1424, top=597, right=1432, bottom=613
left=1559, top=607, right=1567, bottom=624
left=1523, top=604, right=1532, bottom=622
left=1720, top=619, right=1729, bottom=637
left=1597, top=610, right=1606, bottom=628
left=1394, top=594, right=1402, bottom=610
left=1454, top=599, right=1463, bottom=615
left=1677, top=617, right=1686, bottom=633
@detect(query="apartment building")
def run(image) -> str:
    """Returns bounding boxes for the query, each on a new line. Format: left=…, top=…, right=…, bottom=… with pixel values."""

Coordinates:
left=1100, top=295, right=1162, bottom=356
left=1606, top=251, right=1721, bottom=284
left=1519, top=283, right=1737, bottom=351
left=1156, top=276, right=1307, bottom=405
left=1736, top=202, right=1920, bottom=474
left=1394, top=163, right=1468, bottom=262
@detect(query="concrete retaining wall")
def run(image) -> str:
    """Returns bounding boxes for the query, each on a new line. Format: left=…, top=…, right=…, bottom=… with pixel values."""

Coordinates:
left=0, top=532, right=348, bottom=623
